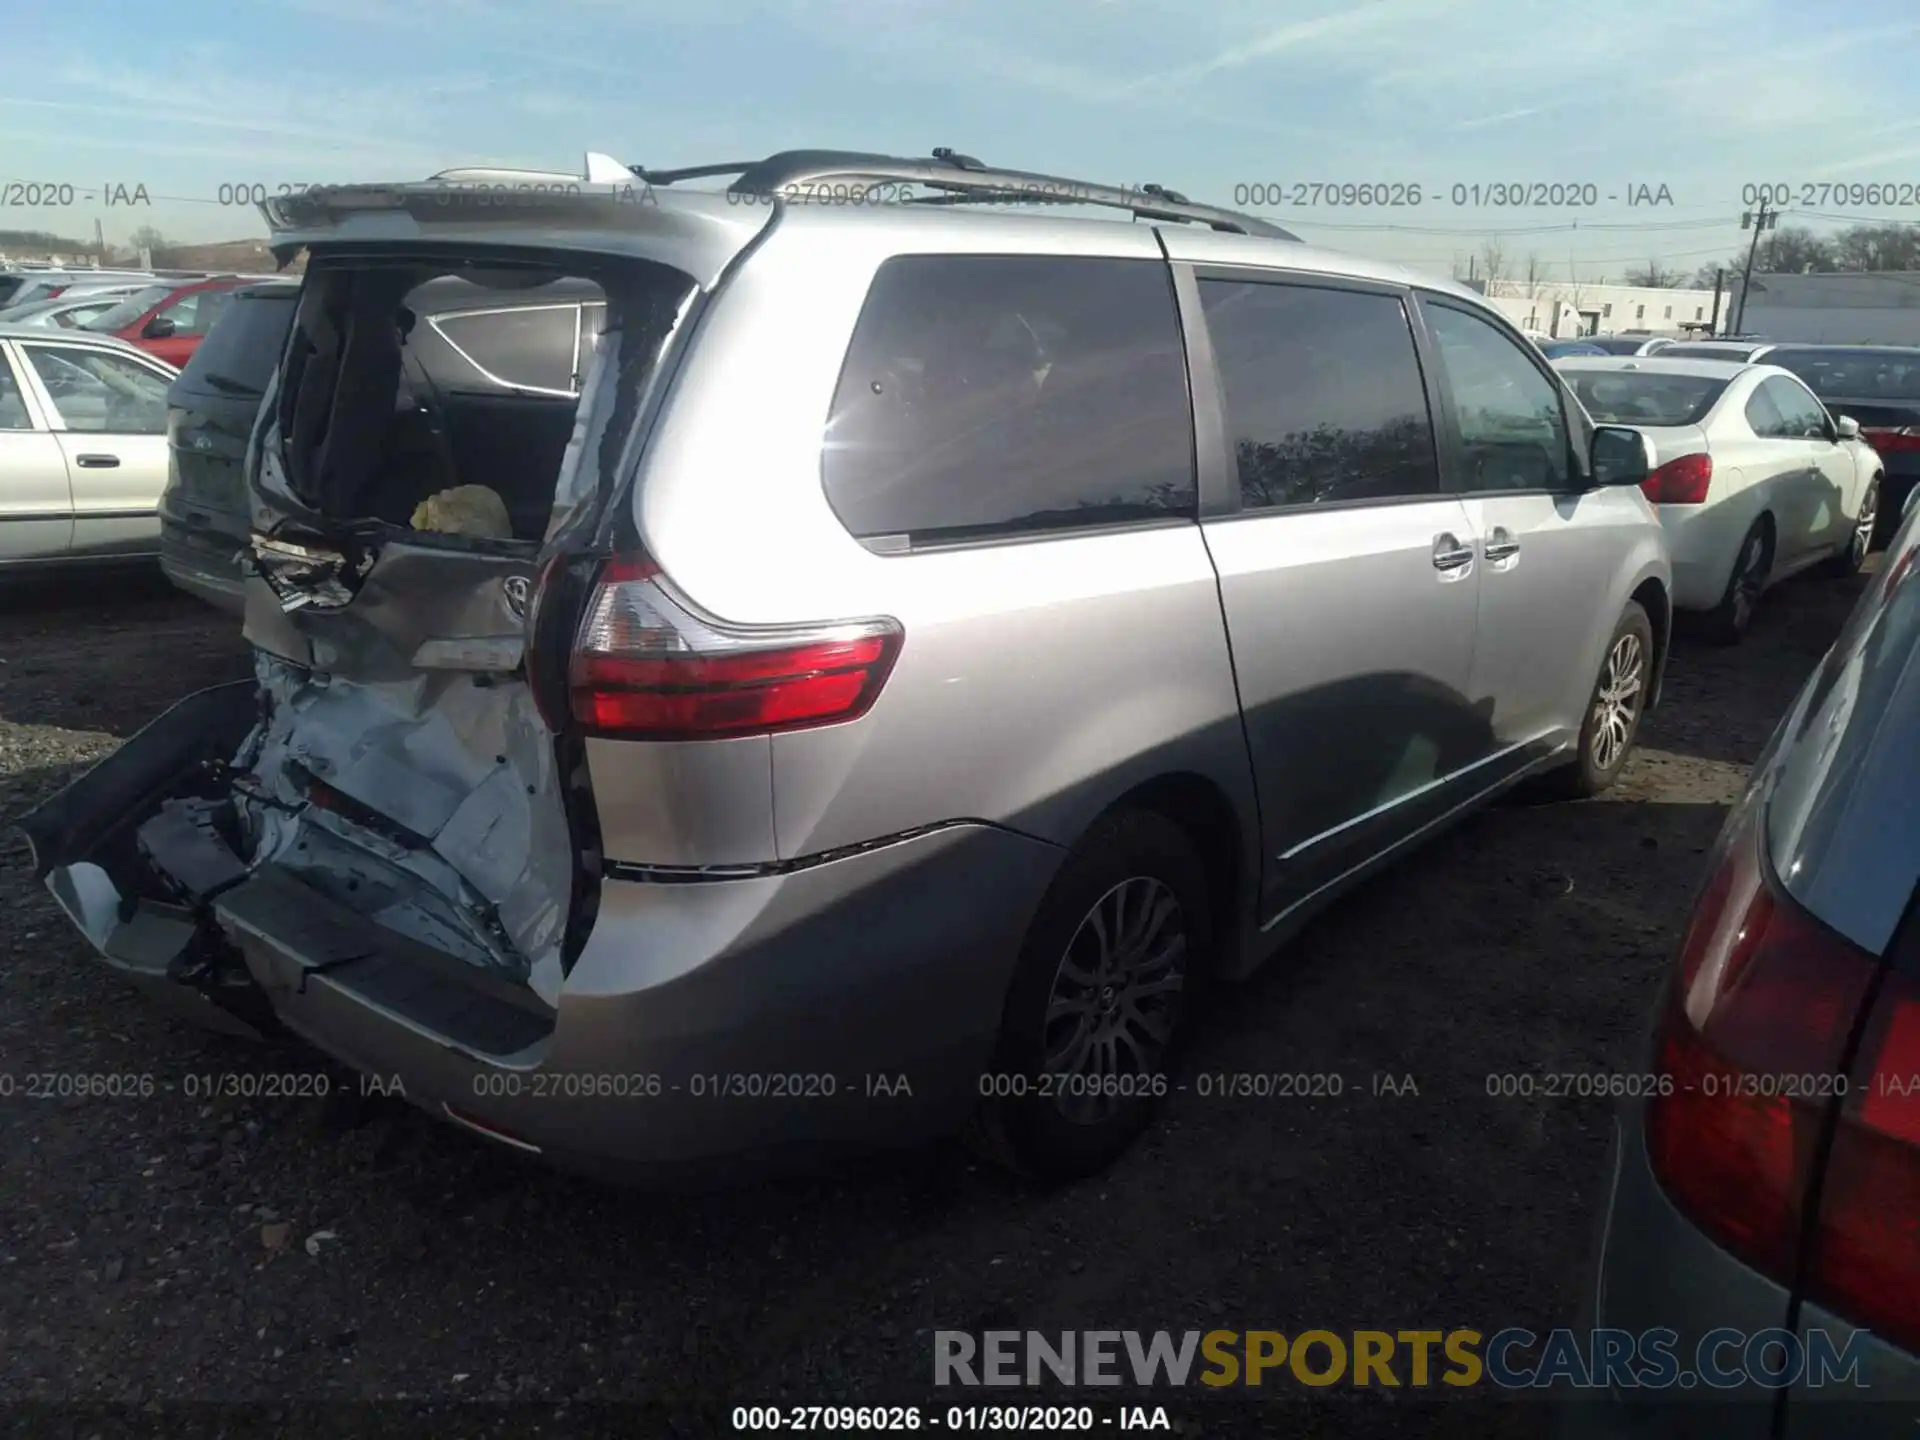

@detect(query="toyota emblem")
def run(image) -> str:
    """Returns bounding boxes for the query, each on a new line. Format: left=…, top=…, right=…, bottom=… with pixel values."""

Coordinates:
left=503, top=575, right=531, bottom=618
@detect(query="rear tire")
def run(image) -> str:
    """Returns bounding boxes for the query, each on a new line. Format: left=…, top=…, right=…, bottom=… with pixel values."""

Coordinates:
left=1704, top=518, right=1773, bottom=645
left=970, top=810, right=1210, bottom=1183
left=1821, top=477, right=1878, bottom=578
left=1541, top=601, right=1653, bottom=800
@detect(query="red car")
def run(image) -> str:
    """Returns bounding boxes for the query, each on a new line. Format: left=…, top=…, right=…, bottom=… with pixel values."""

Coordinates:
left=77, top=276, right=257, bottom=368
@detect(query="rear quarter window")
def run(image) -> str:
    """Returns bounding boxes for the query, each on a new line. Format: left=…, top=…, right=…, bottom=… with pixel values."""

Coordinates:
left=429, top=305, right=580, bottom=394
left=821, top=255, right=1195, bottom=548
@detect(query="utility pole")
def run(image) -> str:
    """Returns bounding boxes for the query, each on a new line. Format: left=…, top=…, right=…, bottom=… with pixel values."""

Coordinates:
left=1733, top=199, right=1777, bottom=335
left=1709, top=267, right=1726, bottom=336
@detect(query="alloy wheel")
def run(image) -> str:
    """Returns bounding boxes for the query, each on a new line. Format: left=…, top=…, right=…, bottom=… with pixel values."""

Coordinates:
left=1851, top=484, right=1879, bottom=566
left=1730, top=532, right=1768, bottom=632
left=1590, top=631, right=1645, bottom=773
left=1042, top=876, right=1187, bottom=1124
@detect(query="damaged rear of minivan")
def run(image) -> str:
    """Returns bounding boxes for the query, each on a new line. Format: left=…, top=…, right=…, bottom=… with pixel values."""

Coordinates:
left=18, top=173, right=1077, bottom=1181
left=16, top=181, right=841, bottom=1175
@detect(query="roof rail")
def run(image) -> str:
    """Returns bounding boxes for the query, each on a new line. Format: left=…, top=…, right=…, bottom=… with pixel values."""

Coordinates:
left=630, top=147, right=1297, bottom=239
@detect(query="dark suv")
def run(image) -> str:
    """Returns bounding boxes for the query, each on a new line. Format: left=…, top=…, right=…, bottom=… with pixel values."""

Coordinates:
left=159, top=274, right=605, bottom=611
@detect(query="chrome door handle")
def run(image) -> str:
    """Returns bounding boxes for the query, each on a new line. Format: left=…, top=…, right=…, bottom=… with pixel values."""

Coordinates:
left=1432, top=532, right=1475, bottom=569
left=74, top=454, right=120, bottom=468
left=1483, top=526, right=1520, bottom=561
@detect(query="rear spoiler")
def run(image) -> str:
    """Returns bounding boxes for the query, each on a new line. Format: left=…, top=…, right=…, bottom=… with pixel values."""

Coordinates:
left=257, top=153, right=767, bottom=290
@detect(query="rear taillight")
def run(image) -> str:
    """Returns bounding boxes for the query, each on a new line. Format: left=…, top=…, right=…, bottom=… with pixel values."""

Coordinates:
left=1811, top=972, right=1920, bottom=1352
left=561, top=553, right=902, bottom=741
left=1641, top=451, right=1713, bottom=505
left=1646, top=797, right=1877, bottom=1280
left=1862, top=426, right=1920, bottom=454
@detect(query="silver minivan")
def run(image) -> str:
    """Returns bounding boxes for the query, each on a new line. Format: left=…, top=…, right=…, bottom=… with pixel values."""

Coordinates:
left=18, top=151, right=1673, bottom=1182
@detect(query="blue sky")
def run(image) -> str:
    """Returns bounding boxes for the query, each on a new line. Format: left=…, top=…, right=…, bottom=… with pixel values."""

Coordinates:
left=5, top=0, right=1920, bottom=282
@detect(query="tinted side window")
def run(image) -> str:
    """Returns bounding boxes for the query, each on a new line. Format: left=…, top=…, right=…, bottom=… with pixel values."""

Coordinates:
left=822, top=256, right=1195, bottom=546
left=432, top=306, right=579, bottom=394
left=1768, top=379, right=1830, bottom=438
left=1198, top=280, right=1438, bottom=508
left=1744, top=383, right=1788, bottom=438
left=1426, top=302, right=1571, bottom=491
left=160, top=286, right=236, bottom=338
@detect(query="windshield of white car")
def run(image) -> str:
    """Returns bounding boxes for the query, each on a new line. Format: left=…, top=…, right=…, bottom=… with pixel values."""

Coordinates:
left=1561, top=370, right=1730, bottom=426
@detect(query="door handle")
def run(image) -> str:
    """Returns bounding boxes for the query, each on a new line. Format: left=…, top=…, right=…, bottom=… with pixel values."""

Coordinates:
left=1483, top=526, right=1521, bottom=562
left=74, top=454, right=120, bottom=468
left=1432, top=532, right=1475, bottom=570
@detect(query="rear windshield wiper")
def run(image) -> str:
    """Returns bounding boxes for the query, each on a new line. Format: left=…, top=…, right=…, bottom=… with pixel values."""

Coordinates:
left=199, top=373, right=262, bottom=396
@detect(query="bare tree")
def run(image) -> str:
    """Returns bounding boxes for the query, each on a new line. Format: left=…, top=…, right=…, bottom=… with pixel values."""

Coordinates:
left=1477, top=238, right=1509, bottom=289
left=1832, top=224, right=1920, bottom=272
left=1561, top=254, right=1586, bottom=336
left=1700, top=226, right=1836, bottom=282
left=1624, top=259, right=1684, bottom=288
left=1522, top=253, right=1548, bottom=297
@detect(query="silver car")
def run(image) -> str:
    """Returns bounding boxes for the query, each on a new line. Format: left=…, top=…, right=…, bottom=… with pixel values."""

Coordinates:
left=1560, top=485, right=1920, bottom=1438
left=18, top=150, right=1672, bottom=1182
left=0, top=325, right=177, bottom=570
left=0, top=271, right=160, bottom=311
left=0, top=294, right=127, bottom=330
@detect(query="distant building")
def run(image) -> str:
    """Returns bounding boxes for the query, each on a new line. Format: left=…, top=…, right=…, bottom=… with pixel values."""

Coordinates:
left=1730, top=271, right=1920, bottom=346
left=1460, top=279, right=1731, bottom=339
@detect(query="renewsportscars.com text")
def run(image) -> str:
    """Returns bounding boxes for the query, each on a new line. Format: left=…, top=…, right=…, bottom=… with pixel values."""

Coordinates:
left=933, top=1328, right=1873, bottom=1391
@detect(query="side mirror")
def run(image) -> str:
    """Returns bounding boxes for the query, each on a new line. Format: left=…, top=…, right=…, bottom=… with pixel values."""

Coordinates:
left=142, top=314, right=176, bottom=340
left=1590, top=425, right=1654, bottom=489
left=1834, top=415, right=1861, bottom=441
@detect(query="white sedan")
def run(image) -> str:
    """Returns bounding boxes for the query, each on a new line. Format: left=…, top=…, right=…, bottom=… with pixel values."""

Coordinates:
left=1554, top=356, right=1883, bottom=641
left=0, top=325, right=178, bottom=571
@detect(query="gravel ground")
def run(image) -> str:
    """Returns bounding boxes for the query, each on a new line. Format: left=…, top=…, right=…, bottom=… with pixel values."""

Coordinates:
left=0, top=563, right=1870, bottom=1438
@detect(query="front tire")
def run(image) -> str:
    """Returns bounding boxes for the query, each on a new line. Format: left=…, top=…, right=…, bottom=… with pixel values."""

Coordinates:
left=1543, top=601, right=1653, bottom=799
left=971, top=810, right=1209, bottom=1182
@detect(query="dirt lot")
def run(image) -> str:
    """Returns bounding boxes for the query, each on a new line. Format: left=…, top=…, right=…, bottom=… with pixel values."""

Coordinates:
left=0, top=565, right=1868, bottom=1437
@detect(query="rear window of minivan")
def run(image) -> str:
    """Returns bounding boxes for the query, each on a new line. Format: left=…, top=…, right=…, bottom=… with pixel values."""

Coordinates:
left=821, top=255, right=1195, bottom=549
left=178, top=288, right=299, bottom=397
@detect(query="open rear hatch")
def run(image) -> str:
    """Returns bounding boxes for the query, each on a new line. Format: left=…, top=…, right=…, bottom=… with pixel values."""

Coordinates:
left=18, top=212, right=720, bottom=1032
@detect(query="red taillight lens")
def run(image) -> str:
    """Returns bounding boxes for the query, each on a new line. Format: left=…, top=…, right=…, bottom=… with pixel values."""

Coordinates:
left=45, top=284, right=68, bottom=298
left=1646, top=801, right=1877, bottom=1280
left=564, top=552, right=902, bottom=740
left=1641, top=451, right=1714, bottom=505
left=1862, top=426, right=1920, bottom=453
left=1808, top=971, right=1920, bottom=1352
